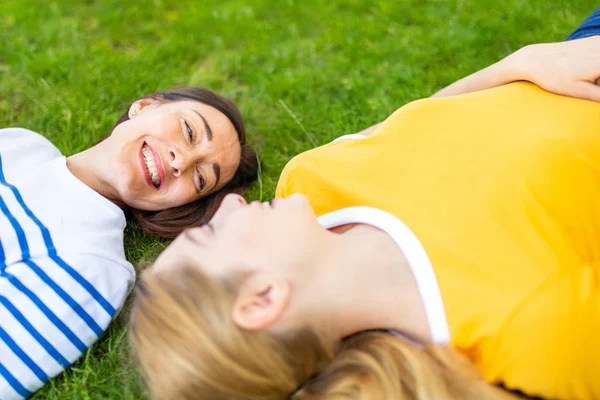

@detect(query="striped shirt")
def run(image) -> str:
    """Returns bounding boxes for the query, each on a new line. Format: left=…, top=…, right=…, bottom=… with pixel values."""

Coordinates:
left=0, top=128, right=134, bottom=399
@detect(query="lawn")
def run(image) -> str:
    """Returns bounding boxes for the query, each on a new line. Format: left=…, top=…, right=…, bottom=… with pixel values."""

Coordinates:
left=0, top=0, right=595, bottom=398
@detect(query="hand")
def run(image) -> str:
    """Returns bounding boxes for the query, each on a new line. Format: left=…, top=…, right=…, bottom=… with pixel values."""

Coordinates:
left=512, top=36, right=600, bottom=102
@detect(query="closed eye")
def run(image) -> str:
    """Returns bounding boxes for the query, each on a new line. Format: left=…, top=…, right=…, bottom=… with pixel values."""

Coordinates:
left=185, top=120, right=194, bottom=142
left=201, top=221, right=215, bottom=233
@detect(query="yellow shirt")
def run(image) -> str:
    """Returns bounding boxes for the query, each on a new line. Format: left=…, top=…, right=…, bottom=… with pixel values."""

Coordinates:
left=275, top=82, right=600, bottom=400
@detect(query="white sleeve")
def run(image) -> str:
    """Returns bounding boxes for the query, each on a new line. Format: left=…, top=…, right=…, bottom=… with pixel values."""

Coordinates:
left=0, top=253, right=134, bottom=399
left=57, top=252, right=136, bottom=314
left=330, top=134, right=366, bottom=143
left=0, top=128, right=62, bottom=183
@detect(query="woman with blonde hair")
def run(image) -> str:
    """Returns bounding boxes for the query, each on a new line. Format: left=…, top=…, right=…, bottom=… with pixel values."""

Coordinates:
left=130, top=18, right=600, bottom=400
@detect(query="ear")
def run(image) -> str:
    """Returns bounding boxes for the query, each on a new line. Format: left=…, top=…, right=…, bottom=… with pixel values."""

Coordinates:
left=129, top=97, right=160, bottom=119
left=232, top=273, right=290, bottom=331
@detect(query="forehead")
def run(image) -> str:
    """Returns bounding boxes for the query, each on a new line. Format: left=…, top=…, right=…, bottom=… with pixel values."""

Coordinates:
left=152, top=233, right=195, bottom=271
left=152, top=231, right=229, bottom=277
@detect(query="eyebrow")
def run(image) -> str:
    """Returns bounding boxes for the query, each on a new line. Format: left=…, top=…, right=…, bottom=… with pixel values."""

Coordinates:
left=192, top=110, right=213, bottom=141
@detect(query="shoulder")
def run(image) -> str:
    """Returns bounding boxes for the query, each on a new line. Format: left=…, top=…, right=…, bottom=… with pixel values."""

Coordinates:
left=0, top=128, right=62, bottom=181
left=0, top=127, right=60, bottom=154
left=275, top=150, right=314, bottom=198
left=275, top=136, right=368, bottom=198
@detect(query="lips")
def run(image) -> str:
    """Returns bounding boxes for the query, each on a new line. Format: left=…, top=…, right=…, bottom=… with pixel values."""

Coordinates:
left=139, top=142, right=165, bottom=189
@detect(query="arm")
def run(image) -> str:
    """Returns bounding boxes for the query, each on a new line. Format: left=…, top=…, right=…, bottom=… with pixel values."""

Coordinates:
left=356, top=36, right=600, bottom=137
left=0, top=253, right=133, bottom=398
left=438, top=6, right=600, bottom=99
left=429, top=55, right=522, bottom=98
left=355, top=58, right=522, bottom=137
left=432, top=35, right=600, bottom=101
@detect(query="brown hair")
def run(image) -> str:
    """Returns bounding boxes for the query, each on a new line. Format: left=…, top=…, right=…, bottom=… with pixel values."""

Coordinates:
left=129, top=267, right=517, bottom=400
left=116, top=87, right=258, bottom=238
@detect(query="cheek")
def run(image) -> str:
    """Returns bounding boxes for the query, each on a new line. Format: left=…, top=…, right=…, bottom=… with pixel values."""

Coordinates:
left=115, top=113, right=178, bottom=144
left=217, top=215, right=255, bottom=249
left=110, top=118, right=148, bottom=143
left=108, top=121, right=131, bottom=141
left=166, top=180, right=201, bottom=208
left=228, top=217, right=273, bottom=256
left=144, top=115, right=180, bottom=141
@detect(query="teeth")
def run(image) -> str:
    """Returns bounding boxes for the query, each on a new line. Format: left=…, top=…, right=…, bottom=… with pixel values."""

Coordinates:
left=142, top=145, right=160, bottom=187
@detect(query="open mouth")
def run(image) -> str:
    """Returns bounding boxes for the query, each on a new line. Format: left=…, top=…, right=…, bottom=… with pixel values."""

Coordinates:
left=141, top=142, right=163, bottom=189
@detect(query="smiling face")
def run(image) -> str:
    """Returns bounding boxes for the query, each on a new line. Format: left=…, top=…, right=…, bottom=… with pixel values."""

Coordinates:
left=103, top=98, right=242, bottom=211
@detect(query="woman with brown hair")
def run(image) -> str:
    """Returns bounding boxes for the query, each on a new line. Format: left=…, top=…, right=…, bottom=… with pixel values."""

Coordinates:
left=72, top=87, right=258, bottom=238
left=130, top=33, right=600, bottom=400
left=0, top=87, right=257, bottom=399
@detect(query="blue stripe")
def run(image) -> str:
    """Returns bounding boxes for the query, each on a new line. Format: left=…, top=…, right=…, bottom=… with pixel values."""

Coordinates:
left=0, top=155, right=115, bottom=317
left=0, top=271, right=87, bottom=353
left=0, top=296, right=70, bottom=367
left=0, top=325, right=48, bottom=383
left=0, top=239, right=71, bottom=368
left=0, top=361, right=32, bottom=398
left=0, top=183, right=103, bottom=336
left=0, top=189, right=29, bottom=261
left=23, top=260, right=103, bottom=336
left=0, top=237, right=5, bottom=270
left=50, top=256, right=115, bottom=316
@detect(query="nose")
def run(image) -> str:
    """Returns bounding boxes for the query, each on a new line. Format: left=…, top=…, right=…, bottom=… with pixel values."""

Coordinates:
left=210, top=193, right=247, bottom=227
left=167, top=146, right=198, bottom=177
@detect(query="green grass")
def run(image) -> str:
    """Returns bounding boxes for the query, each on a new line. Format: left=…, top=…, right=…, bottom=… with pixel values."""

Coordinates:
left=0, top=0, right=594, bottom=398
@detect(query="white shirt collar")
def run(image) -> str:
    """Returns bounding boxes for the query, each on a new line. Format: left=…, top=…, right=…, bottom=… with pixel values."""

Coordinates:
left=318, top=206, right=450, bottom=344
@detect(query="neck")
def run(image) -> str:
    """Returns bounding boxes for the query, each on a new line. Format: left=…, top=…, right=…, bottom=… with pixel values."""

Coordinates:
left=301, top=224, right=431, bottom=345
left=66, top=144, right=124, bottom=208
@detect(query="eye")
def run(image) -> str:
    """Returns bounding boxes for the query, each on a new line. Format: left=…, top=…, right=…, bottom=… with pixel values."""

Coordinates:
left=198, top=171, right=206, bottom=191
left=184, top=120, right=194, bottom=142
left=200, top=221, right=215, bottom=233
left=206, top=222, right=215, bottom=232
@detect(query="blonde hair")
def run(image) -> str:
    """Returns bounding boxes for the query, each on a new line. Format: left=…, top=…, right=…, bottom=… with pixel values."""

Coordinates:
left=129, top=266, right=514, bottom=400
